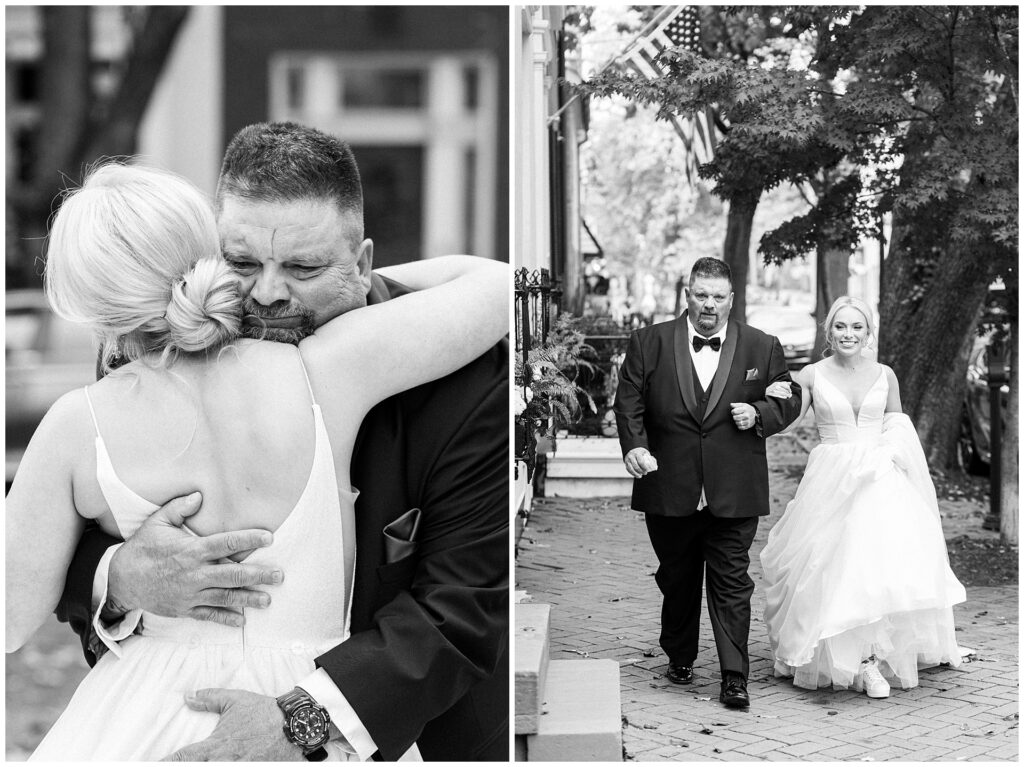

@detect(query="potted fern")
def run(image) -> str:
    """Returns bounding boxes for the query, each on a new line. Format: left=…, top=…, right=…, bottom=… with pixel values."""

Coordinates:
left=515, top=314, right=597, bottom=477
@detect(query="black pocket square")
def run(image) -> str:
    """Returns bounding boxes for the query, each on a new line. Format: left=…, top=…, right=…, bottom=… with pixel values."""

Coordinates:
left=383, top=508, right=422, bottom=563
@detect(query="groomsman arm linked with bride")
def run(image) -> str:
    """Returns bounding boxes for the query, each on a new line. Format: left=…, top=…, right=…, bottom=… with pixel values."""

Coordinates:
left=6, top=122, right=510, bottom=761
left=615, top=257, right=966, bottom=711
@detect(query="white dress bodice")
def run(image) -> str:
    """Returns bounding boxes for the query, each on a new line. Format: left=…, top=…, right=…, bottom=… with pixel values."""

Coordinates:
left=89, top=386, right=354, bottom=656
left=811, top=367, right=887, bottom=445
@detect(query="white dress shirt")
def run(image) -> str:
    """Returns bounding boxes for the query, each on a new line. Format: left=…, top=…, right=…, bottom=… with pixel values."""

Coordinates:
left=685, top=317, right=727, bottom=510
left=686, top=316, right=726, bottom=391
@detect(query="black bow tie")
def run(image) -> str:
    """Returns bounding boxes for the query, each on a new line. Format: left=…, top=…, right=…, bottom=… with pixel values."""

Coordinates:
left=692, top=335, right=722, bottom=353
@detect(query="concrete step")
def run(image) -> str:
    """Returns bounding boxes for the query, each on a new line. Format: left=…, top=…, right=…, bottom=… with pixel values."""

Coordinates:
left=514, top=603, right=551, bottom=734
left=544, top=437, right=632, bottom=498
left=546, top=435, right=624, bottom=458
left=524, top=659, right=622, bottom=761
left=545, top=477, right=634, bottom=497
left=546, top=459, right=629, bottom=477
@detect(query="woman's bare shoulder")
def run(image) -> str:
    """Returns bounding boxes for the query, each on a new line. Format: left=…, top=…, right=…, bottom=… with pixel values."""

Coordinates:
left=793, top=363, right=817, bottom=387
left=41, top=387, right=94, bottom=438
left=16, top=387, right=95, bottom=479
left=879, top=362, right=900, bottom=385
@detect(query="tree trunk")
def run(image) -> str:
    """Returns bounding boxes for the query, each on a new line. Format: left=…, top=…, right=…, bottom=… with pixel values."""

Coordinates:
left=8, top=7, right=94, bottom=283
left=34, top=8, right=92, bottom=205
left=7, top=7, right=189, bottom=288
left=879, top=224, right=994, bottom=470
left=722, top=190, right=758, bottom=322
left=80, top=7, right=190, bottom=163
left=813, top=246, right=851, bottom=361
left=1000, top=320, right=1018, bottom=544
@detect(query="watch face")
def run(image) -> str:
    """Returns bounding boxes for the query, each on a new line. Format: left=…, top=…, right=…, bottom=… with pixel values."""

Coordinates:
left=288, top=703, right=329, bottom=747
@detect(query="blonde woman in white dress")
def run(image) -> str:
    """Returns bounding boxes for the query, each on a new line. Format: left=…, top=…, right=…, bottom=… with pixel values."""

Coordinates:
left=760, top=297, right=966, bottom=698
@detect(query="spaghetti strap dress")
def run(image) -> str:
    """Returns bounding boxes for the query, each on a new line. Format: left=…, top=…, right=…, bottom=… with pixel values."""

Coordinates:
left=31, top=354, right=362, bottom=760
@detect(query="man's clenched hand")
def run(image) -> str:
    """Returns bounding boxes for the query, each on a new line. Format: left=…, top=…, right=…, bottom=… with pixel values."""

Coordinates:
left=105, top=493, right=282, bottom=627
left=623, top=447, right=659, bottom=478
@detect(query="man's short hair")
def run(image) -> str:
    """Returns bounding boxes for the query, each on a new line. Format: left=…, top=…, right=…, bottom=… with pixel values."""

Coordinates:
left=216, top=122, right=364, bottom=236
left=689, top=257, right=732, bottom=287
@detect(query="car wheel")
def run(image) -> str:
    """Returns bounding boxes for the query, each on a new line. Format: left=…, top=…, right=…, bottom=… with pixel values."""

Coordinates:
left=957, top=407, right=987, bottom=476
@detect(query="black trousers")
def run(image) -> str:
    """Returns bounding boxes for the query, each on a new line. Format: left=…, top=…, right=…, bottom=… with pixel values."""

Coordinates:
left=645, top=512, right=759, bottom=678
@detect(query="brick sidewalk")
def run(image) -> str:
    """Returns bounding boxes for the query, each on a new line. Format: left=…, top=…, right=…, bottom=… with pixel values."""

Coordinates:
left=515, top=434, right=1019, bottom=762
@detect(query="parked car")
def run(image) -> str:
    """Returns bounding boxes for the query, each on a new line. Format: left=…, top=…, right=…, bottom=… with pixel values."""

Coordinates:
left=6, top=290, right=97, bottom=485
left=746, top=304, right=816, bottom=369
left=959, top=334, right=1011, bottom=475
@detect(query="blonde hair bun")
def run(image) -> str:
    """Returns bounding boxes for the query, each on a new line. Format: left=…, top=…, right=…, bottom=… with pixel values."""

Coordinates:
left=165, top=257, right=242, bottom=353
left=44, top=161, right=241, bottom=371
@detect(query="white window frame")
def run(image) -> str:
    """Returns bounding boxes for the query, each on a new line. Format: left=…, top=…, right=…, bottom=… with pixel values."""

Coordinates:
left=268, top=51, right=498, bottom=260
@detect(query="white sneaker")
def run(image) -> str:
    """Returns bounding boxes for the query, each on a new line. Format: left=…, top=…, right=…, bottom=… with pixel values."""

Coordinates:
left=860, top=659, right=890, bottom=698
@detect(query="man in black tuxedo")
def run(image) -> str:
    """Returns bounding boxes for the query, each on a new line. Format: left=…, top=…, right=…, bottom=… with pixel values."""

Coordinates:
left=614, top=257, right=800, bottom=709
left=55, top=122, right=508, bottom=760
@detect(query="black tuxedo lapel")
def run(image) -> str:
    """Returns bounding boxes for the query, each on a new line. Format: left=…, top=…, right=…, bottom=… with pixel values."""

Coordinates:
left=704, top=320, right=739, bottom=419
left=673, top=315, right=699, bottom=421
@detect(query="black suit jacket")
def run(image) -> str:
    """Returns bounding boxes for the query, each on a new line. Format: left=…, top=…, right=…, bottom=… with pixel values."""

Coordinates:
left=55, top=273, right=509, bottom=761
left=614, top=314, right=801, bottom=518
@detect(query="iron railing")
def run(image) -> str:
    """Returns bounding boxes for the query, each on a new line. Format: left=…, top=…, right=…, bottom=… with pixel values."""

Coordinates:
left=514, top=267, right=562, bottom=478
left=514, top=267, right=562, bottom=382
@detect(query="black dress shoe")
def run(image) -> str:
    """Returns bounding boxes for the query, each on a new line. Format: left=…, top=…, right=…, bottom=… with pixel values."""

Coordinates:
left=719, top=673, right=750, bottom=708
left=666, top=662, right=694, bottom=685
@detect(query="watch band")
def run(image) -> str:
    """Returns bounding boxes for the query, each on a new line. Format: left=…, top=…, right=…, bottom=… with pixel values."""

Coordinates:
left=305, top=746, right=328, bottom=762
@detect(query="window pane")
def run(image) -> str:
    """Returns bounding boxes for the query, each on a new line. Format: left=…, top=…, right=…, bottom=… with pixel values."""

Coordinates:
left=14, top=63, right=38, bottom=102
left=464, top=147, right=476, bottom=252
left=287, top=66, right=304, bottom=110
left=14, top=127, right=36, bottom=183
left=463, top=65, right=478, bottom=110
left=341, top=69, right=424, bottom=108
left=355, top=145, right=424, bottom=265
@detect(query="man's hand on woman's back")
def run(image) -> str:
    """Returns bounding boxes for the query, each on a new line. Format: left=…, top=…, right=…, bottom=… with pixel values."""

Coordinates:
left=105, top=493, right=283, bottom=627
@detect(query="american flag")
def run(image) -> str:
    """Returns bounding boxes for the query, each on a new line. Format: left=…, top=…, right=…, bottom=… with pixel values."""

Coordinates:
left=619, top=6, right=719, bottom=179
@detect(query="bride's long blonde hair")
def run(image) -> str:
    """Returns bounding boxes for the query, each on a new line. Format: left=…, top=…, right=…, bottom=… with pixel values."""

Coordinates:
left=45, top=162, right=242, bottom=373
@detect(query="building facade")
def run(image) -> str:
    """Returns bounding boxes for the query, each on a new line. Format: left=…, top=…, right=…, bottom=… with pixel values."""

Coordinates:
left=6, top=6, right=508, bottom=269
left=514, top=6, right=588, bottom=309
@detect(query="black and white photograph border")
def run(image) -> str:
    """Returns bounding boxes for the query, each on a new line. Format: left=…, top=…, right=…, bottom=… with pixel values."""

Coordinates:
left=513, top=4, right=1018, bottom=762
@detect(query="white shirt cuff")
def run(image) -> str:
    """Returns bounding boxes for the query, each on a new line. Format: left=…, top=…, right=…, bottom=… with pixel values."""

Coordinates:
left=298, top=668, right=378, bottom=761
left=91, top=543, right=143, bottom=658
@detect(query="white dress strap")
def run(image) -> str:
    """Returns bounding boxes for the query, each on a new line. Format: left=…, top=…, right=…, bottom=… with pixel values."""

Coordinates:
left=83, top=385, right=102, bottom=436
left=295, top=351, right=317, bottom=406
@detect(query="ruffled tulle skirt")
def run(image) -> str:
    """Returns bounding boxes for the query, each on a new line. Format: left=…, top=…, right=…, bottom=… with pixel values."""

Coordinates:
left=760, top=438, right=966, bottom=691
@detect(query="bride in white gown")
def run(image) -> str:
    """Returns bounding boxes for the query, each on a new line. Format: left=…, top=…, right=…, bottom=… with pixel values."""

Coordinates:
left=5, top=163, right=508, bottom=760
left=760, top=297, right=966, bottom=697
